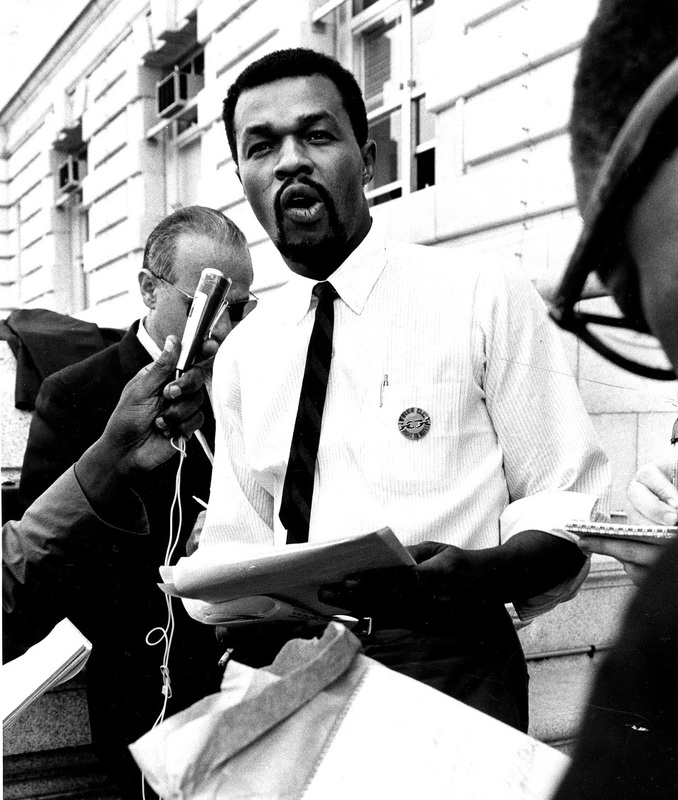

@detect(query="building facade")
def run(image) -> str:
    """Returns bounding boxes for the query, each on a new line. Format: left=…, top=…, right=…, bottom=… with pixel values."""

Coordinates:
left=2, top=0, right=675, bottom=510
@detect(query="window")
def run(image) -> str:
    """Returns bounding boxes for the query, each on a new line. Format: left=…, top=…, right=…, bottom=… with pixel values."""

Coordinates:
left=53, top=169, right=89, bottom=312
left=156, top=49, right=204, bottom=136
left=66, top=194, right=90, bottom=313
left=328, top=0, right=436, bottom=206
left=147, top=45, right=205, bottom=211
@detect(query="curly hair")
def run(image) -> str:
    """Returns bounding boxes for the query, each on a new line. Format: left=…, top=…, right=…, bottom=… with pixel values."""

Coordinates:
left=571, top=0, right=678, bottom=209
left=222, top=48, right=368, bottom=164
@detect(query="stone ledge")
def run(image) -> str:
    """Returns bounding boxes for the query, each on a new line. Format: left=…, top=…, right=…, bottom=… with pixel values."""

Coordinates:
left=3, top=746, right=121, bottom=800
left=527, top=650, right=604, bottom=745
left=4, top=676, right=91, bottom=756
left=517, top=558, right=635, bottom=657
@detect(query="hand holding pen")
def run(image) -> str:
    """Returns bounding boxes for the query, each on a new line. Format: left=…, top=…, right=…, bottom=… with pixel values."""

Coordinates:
left=625, top=419, right=678, bottom=527
left=578, top=426, right=678, bottom=586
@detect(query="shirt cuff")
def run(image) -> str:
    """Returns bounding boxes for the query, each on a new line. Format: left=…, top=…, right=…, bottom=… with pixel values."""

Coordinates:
left=500, top=490, right=602, bottom=622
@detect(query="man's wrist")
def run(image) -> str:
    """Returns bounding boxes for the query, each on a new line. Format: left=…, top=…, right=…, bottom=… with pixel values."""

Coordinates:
left=75, top=440, right=135, bottom=520
left=475, top=531, right=586, bottom=604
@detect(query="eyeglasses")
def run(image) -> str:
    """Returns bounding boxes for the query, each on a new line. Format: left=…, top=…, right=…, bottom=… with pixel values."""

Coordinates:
left=151, top=272, right=259, bottom=325
left=222, top=292, right=259, bottom=323
left=551, top=237, right=674, bottom=381
left=550, top=58, right=678, bottom=382
left=551, top=298, right=674, bottom=382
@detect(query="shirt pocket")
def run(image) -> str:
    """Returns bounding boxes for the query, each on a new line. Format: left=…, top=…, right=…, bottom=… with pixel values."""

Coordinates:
left=368, top=381, right=464, bottom=494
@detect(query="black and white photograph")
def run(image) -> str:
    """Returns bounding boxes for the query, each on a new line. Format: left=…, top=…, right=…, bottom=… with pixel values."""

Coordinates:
left=2, top=1, right=677, bottom=798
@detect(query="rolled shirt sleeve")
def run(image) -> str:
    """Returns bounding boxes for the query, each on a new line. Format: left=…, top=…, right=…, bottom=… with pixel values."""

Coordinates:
left=500, top=490, right=604, bottom=621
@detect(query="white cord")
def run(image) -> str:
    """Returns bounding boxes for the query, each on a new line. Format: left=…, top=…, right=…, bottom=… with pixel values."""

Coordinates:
left=141, top=435, right=187, bottom=800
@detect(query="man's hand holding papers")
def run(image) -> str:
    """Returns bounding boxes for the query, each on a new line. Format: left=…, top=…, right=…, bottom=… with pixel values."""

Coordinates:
left=159, top=527, right=414, bottom=625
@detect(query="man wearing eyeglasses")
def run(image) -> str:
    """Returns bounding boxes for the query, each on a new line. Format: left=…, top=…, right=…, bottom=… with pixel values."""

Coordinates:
left=15, top=205, right=254, bottom=799
left=548, top=3, right=678, bottom=591
left=547, top=1, right=678, bottom=795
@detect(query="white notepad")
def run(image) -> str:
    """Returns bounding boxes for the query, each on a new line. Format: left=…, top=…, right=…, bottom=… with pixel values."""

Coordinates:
left=2, top=618, right=92, bottom=729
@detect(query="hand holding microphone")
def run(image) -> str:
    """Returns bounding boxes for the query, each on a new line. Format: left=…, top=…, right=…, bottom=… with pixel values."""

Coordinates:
left=171, top=268, right=231, bottom=462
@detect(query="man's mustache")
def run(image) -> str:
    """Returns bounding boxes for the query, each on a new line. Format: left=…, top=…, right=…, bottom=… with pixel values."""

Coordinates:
left=274, top=177, right=333, bottom=218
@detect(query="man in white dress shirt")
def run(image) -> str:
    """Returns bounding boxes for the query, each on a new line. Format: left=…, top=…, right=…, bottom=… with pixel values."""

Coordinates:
left=194, top=48, right=610, bottom=731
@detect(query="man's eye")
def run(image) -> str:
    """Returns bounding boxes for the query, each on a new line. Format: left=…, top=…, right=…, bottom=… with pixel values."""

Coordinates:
left=247, top=142, right=273, bottom=157
left=307, top=130, right=333, bottom=142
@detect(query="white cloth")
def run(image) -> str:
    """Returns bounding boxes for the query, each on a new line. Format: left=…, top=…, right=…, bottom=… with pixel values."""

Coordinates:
left=129, top=623, right=569, bottom=800
left=197, top=225, right=610, bottom=620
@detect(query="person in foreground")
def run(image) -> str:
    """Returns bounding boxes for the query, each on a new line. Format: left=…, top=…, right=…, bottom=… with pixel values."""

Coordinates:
left=3, top=337, right=209, bottom=794
left=18, top=206, right=253, bottom=514
left=4, top=335, right=206, bottom=660
left=192, top=47, right=610, bottom=732
left=548, top=0, right=678, bottom=794
left=12, top=206, right=254, bottom=796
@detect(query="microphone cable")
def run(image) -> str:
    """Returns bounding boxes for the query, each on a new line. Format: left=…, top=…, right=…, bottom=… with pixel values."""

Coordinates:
left=145, top=435, right=187, bottom=728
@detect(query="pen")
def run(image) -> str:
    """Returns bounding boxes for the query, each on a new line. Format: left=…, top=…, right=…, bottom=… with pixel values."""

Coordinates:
left=192, top=495, right=208, bottom=510
left=379, top=374, right=389, bottom=407
left=218, top=648, right=234, bottom=669
left=672, top=417, right=678, bottom=489
left=195, top=430, right=214, bottom=465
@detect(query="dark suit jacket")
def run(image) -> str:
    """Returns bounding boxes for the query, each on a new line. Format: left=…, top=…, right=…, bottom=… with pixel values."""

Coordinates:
left=17, top=322, right=222, bottom=799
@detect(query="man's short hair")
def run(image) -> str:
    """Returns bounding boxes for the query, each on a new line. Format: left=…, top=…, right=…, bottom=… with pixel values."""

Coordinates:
left=142, top=205, right=250, bottom=282
left=222, top=48, right=368, bottom=163
left=571, top=0, right=678, bottom=211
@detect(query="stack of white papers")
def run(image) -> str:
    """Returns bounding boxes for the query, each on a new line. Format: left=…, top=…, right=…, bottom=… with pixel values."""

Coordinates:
left=159, top=527, right=414, bottom=619
left=2, top=618, right=92, bottom=729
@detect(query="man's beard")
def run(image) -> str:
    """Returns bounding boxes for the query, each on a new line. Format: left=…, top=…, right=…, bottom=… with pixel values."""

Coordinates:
left=274, top=178, right=347, bottom=265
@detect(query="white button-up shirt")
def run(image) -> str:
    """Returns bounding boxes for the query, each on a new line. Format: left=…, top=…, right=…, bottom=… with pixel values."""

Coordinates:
left=198, top=225, right=610, bottom=619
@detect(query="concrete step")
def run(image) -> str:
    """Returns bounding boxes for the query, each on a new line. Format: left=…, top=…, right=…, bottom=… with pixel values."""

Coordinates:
left=519, top=557, right=636, bottom=751
left=526, top=651, right=604, bottom=751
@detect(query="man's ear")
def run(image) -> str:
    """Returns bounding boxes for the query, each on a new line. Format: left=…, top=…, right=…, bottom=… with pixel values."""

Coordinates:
left=361, top=139, right=377, bottom=186
left=138, top=269, right=158, bottom=310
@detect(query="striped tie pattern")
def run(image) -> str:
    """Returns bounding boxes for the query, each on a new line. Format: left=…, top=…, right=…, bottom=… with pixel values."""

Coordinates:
left=280, top=281, right=338, bottom=544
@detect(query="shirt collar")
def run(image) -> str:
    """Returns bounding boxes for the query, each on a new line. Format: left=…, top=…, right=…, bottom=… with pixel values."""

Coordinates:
left=280, top=222, right=388, bottom=324
left=137, top=315, right=214, bottom=398
left=137, top=316, right=162, bottom=360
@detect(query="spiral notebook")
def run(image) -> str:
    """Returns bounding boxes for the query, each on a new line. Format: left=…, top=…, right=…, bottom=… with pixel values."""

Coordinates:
left=565, top=520, right=678, bottom=544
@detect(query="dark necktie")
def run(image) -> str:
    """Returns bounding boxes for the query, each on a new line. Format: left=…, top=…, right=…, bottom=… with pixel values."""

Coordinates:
left=280, top=281, right=338, bottom=544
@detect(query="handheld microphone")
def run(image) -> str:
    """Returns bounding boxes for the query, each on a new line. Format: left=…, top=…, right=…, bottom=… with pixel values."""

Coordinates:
left=176, top=268, right=232, bottom=374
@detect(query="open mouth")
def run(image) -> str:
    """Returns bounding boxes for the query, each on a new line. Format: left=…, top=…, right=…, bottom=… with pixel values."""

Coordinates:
left=280, top=184, right=326, bottom=223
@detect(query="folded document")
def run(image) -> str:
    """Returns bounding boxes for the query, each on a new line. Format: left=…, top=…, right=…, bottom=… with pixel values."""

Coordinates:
left=183, top=595, right=352, bottom=627
left=2, top=618, right=91, bottom=729
left=159, top=527, right=414, bottom=622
